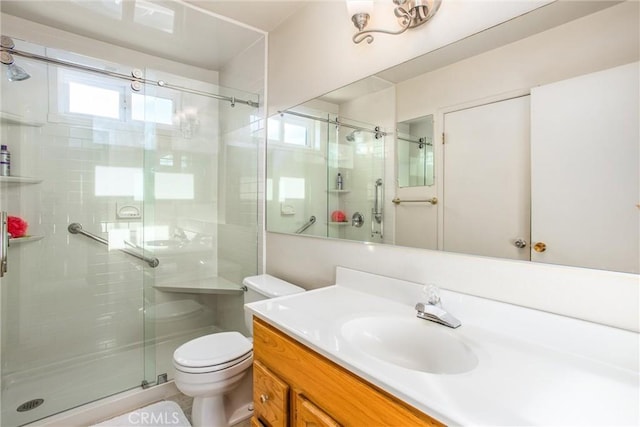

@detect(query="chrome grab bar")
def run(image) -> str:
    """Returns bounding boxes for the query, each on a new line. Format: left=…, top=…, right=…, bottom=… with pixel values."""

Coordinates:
left=295, top=216, right=316, bottom=234
left=373, top=178, right=383, bottom=224
left=392, top=197, right=438, bottom=205
left=0, top=211, right=7, bottom=277
left=371, top=179, right=384, bottom=239
left=68, top=222, right=159, bottom=268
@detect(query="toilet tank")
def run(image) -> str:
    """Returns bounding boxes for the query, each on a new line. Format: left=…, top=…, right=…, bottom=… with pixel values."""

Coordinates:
left=243, top=274, right=304, bottom=334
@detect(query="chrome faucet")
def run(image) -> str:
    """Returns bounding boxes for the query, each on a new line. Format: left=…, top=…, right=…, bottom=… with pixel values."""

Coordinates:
left=415, top=285, right=461, bottom=328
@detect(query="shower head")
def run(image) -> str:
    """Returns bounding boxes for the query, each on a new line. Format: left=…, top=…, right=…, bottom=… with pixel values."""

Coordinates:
left=1, top=36, right=31, bottom=81
left=6, top=63, right=30, bottom=81
left=345, top=129, right=360, bottom=142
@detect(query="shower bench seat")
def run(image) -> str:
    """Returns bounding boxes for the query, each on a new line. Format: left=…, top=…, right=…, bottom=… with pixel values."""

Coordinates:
left=154, top=276, right=244, bottom=295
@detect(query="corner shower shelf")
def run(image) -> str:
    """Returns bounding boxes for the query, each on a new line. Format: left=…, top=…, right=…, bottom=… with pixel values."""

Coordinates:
left=328, top=221, right=350, bottom=226
left=154, top=276, right=244, bottom=295
left=0, top=175, right=43, bottom=184
left=9, top=235, right=44, bottom=244
left=328, top=189, right=350, bottom=193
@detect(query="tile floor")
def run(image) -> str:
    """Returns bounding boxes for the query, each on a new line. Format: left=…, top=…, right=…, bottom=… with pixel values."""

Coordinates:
left=166, top=392, right=251, bottom=427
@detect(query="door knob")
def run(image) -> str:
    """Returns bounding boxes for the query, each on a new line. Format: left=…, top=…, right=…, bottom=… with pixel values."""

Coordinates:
left=533, top=242, right=547, bottom=253
left=514, top=238, right=527, bottom=249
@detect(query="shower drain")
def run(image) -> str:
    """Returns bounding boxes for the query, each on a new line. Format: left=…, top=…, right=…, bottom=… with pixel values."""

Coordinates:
left=16, top=399, right=44, bottom=412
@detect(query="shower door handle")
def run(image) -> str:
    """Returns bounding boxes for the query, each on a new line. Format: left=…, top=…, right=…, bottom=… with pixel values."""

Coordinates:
left=0, top=211, right=8, bottom=277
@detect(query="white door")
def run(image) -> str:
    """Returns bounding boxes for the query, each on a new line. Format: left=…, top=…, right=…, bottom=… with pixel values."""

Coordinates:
left=530, top=62, right=639, bottom=273
left=443, top=96, right=531, bottom=260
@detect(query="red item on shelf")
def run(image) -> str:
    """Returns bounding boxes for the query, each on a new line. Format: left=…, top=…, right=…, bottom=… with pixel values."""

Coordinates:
left=8, top=216, right=28, bottom=238
left=331, top=210, right=347, bottom=222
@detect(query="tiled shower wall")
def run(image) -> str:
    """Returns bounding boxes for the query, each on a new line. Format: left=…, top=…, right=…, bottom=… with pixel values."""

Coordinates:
left=2, top=105, right=147, bottom=367
left=1, top=49, right=258, bottom=388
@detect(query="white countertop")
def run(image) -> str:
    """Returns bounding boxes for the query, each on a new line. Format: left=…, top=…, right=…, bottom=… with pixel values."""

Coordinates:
left=245, top=267, right=639, bottom=426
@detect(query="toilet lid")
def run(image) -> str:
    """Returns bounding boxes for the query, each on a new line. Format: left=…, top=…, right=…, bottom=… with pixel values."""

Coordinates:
left=173, top=332, right=252, bottom=368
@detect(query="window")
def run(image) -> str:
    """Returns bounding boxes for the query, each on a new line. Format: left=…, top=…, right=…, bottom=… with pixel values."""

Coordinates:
left=94, top=166, right=194, bottom=200
left=154, top=172, right=194, bottom=200
left=57, top=69, right=126, bottom=121
left=278, top=177, right=305, bottom=202
left=268, top=115, right=313, bottom=147
left=54, top=68, right=176, bottom=126
left=68, top=81, right=121, bottom=119
left=131, top=93, right=174, bottom=125
left=94, top=166, right=144, bottom=200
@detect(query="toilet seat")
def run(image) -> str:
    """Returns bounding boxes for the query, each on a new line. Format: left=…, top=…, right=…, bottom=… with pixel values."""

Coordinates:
left=174, top=332, right=252, bottom=374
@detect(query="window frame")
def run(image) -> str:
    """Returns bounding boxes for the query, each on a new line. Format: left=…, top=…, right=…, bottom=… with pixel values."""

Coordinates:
left=49, top=67, right=178, bottom=133
left=267, top=114, right=316, bottom=150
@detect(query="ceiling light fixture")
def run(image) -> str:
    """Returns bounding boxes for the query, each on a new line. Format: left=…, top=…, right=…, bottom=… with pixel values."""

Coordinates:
left=347, top=0, right=442, bottom=44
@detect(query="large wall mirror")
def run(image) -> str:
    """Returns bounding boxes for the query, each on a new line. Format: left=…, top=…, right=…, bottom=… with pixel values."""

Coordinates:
left=266, top=1, right=639, bottom=275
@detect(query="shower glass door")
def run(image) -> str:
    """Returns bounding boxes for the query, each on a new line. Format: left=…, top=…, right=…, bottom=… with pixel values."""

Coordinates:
left=0, top=38, right=152, bottom=427
left=1, top=37, right=261, bottom=427
left=266, top=110, right=385, bottom=243
left=140, top=69, right=260, bottom=382
left=327, top=116, right=385, bottom=243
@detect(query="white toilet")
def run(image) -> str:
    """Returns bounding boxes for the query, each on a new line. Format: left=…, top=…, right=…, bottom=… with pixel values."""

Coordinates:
left=172, top=274, right=304, bottom=427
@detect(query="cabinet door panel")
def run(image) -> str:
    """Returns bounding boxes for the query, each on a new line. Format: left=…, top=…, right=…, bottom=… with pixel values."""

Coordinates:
left=295, top=394, right=340, bottom=427
left=254, top=360, right=289, bottom=427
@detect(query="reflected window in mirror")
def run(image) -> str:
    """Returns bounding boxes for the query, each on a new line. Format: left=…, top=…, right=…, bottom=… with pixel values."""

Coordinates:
left=397, top=115, right=434, bottom=187
left=268, top=114, right=317, bottom=148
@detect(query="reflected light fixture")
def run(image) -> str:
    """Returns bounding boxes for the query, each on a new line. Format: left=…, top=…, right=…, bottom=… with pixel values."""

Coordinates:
left=347, top=0, right=442, bottom=44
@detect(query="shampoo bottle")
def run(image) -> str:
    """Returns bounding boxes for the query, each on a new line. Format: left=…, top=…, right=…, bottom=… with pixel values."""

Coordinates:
left=0, top=145, right=10, bottom=176
left=336, top=173, right=343, bottom=190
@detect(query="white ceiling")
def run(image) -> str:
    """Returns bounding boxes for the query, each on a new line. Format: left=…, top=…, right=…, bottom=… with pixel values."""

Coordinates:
left=185, top=1, right=307, bottom=32
left=0, top=1, right=305, bottom=70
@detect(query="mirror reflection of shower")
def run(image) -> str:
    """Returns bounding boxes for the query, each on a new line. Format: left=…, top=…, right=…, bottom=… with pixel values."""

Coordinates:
left=345, top=129, right=360, bottom=142
left=0, top=36, right=31, bottom=81
left=397, top=114, right=435, bottom=188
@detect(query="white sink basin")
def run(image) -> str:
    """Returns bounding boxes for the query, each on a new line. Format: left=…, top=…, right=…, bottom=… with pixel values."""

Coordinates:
left=341, top=315, right=478, bottom=374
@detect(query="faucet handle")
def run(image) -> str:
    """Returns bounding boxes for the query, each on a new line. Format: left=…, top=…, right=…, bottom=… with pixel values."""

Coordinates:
left=423, top=284, right=441, bottom=306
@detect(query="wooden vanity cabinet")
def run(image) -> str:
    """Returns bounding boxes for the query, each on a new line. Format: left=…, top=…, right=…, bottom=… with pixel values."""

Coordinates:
left=252, top=318, right=443, bottom=427
left=294, top=394, right=340, bottom=427
left=253, top=360, right=289, bottom=427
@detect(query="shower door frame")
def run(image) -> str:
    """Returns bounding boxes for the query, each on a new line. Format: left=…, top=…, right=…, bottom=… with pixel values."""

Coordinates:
left=0, top=35, right=261, bottom=427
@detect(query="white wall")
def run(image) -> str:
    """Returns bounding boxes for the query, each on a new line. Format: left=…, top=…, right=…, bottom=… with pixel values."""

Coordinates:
left=266, top=232, right=639, bottom=332
left=265, top=2, right=640, bottom=332
left=267, top=0, right=552, bottom=114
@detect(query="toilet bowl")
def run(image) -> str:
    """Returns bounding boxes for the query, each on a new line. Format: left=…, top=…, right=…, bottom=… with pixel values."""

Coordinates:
left=172, top=274, right=304, bottom=427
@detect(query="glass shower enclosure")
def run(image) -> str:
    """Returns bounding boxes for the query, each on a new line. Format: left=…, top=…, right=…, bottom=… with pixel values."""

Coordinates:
left=266, top=109, right=385, bottom=243
left=0, top=35, right=259, bottom=426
